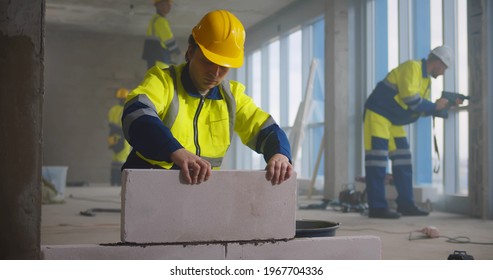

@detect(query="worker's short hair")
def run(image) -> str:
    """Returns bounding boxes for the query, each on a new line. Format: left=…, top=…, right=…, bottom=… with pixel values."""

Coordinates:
left=186, top=34, right=198, bottom=62
left=188, top=34, right=198, bottom=49
left=427, top=52, right=441, bottom=63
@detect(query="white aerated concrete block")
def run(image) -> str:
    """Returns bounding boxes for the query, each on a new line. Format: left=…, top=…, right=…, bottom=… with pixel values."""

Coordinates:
left=226, top=236, right=381, bottom=260
left=41, top=243, right=225, bottom=260
left=121, top=169, right=297, bottom=243
left=41, top=236, right=381, bottom=260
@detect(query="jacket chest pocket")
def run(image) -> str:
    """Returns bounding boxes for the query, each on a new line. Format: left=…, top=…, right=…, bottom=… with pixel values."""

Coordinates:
left=208, top=100, right=231, bottom=147
left=209, top=114, right=230, bottom=146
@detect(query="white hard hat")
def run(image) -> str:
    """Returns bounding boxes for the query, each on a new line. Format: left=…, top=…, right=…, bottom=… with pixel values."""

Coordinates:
left=431, top=46, right=453, bottom=67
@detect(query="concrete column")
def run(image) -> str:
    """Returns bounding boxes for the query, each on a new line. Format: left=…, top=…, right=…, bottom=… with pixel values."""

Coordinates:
left=0, top=1, right=44, bottom=259
left=468, top=0, right=493, bottom=219
left=324, top=0, right=349, bottom=199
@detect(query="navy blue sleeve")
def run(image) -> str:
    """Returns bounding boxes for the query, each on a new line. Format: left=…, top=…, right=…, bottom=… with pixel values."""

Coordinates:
left=415, top=99, right=449, bottom=118
left=128, top=116, right=183, bottom=162
left=412, top=98, right=436, bottom=114
left=256, top=124, right=292, bottom=163
left=122, top=101, right=183, bottom=162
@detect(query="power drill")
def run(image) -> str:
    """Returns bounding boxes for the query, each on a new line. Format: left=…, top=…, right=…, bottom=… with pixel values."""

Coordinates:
left=441, top=91, right=470, bottom=105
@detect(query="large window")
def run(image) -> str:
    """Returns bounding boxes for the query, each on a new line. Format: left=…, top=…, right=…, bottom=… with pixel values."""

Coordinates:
left=268, top=41, right=281, bottom=123
left=231, top=18, right=325, bottom=180
left=430, top=0, right=469, bottom=195
left=456, top=0, right=469, bottom=195
left=288, top=30, right=303, bottom=127
left=248, top=50, right=264, bottom=170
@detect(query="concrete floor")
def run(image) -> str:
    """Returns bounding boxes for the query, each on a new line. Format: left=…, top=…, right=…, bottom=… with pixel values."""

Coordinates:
left=41, top=184, right=493, bottom=260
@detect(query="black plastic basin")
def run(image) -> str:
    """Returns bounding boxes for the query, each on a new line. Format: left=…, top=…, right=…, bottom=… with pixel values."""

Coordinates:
left=295, top=220, right=340, bottom=238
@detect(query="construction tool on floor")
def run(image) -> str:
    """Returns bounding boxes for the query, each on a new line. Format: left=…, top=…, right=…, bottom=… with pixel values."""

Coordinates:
left=338, top=186, right=367, bottom=213
left=298, top=199, right=331, bottom=210
left=447, top=250, right=474, bottom=260
left=299, top=183, right=368, bottom=213
left=79, top=208, right=121, bottom=217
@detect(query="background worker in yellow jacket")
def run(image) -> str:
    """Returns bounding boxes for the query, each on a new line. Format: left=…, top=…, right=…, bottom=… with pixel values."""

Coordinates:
left=123, top=10, right=293, bottom=185
left=363, top=46, right=463, bottom=219
left=142, top=0, right=181, bottom=69
left=108, top=88, right=132, bottom=186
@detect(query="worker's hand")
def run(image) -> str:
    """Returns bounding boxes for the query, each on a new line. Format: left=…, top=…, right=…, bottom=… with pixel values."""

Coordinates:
left=435, top=98, right=449, bottom=110
left=265, top=154, right=293, bottom=185
left=454, top=97, right=464, bottom=106
left=170, top=148, right=211, bottom=185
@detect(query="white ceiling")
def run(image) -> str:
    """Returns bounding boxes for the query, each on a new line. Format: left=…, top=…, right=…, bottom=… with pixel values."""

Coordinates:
left=46, top=0, right=299, bottom=39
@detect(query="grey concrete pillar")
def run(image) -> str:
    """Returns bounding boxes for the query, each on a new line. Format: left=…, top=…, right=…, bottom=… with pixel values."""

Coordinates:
left=324, top=0, right=349, bottom=200
left=468, top=0, right=493, bottom=219
left=0, top=1, right=44, bottom=259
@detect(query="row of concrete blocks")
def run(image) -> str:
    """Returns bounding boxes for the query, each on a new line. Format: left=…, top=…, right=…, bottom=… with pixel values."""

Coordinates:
left=42, top=170, right=381, bottom=259
left=42, top=236, right=381, bottom=260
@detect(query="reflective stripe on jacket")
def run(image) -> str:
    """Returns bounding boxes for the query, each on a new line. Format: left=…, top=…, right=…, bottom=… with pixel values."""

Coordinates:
left=364, top=59, right=436, bottom=125
left=122, top=64, right=279, bottom=169
left=108, top=104, right=131, bottom=163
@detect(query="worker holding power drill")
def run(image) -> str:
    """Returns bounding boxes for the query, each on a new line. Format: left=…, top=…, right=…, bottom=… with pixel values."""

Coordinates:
left=363, top=46, right=464, bottom=219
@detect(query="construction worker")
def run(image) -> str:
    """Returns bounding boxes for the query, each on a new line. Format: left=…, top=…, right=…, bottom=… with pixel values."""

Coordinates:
left=108, top=88, right=132, bottom=186
left=363, top=46, right=463, bottom=218
left=122, top=10, right=293, bottom=185
left=142, top=0, right=180, bottom=69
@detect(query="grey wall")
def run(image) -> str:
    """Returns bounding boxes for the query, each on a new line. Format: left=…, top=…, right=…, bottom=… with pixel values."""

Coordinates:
left=44, top=25, right=148, bottom=184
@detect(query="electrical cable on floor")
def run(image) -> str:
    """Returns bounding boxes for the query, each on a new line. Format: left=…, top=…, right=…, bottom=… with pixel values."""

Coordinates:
left=41, top=223, right=120, bottom=235
left=67, top=194, right=120, bottom=204
left=42, top=223, right=120, bottom=229
left=341, top=226, right=493, bottom=246
left=340, top=228, right=410, bottom=235
left=408, top=233, right=493, bottom=245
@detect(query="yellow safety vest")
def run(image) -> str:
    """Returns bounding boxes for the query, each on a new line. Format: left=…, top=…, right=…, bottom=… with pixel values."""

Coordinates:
left=146, top=14, right=175, bottom=50
left=126, top=64, right=274, bottom=169
left=386, top=60, right=431, bottom=110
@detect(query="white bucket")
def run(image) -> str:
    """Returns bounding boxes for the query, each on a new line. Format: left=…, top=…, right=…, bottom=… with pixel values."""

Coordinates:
left=42, top=166, right=68, bottom=198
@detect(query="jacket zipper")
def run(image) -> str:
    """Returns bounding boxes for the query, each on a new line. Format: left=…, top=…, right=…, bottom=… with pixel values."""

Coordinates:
left=193, top=96, right=205, bottom=156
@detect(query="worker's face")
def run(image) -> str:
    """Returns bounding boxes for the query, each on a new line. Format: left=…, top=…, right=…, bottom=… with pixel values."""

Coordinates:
left=156, top=0, right=171, bottom=16
left=430, top=60, right=447, bottom=79
left=188, top=47, right=230, bottom=93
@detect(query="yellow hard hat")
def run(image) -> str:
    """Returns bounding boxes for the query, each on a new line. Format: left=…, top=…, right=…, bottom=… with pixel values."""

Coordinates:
left=192, top=10, right=245, bottom=68
left=115, top=88, right=129, bottom=99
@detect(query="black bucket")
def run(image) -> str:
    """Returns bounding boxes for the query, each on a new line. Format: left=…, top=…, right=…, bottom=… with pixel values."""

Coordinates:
left=295, top=220, right=340, bottom=238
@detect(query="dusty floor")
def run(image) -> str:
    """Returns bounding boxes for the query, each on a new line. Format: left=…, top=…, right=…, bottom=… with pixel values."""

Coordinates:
left=41, top=184, right=493, bottom=260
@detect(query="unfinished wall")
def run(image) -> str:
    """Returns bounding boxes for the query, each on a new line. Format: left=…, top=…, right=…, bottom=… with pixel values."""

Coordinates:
left=44, top=25, right=148, bottom=184
left=0, top=1, right=44, bottom=259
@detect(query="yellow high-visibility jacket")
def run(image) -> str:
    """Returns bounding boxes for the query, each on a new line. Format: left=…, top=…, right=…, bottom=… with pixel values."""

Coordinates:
left=364, top=59, right=446, bottom=125
left=122, top=63, right=291, bottom=169
left=142, top=13, right=179, bottom=66
left=146, top=14, right=178, bottom=51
